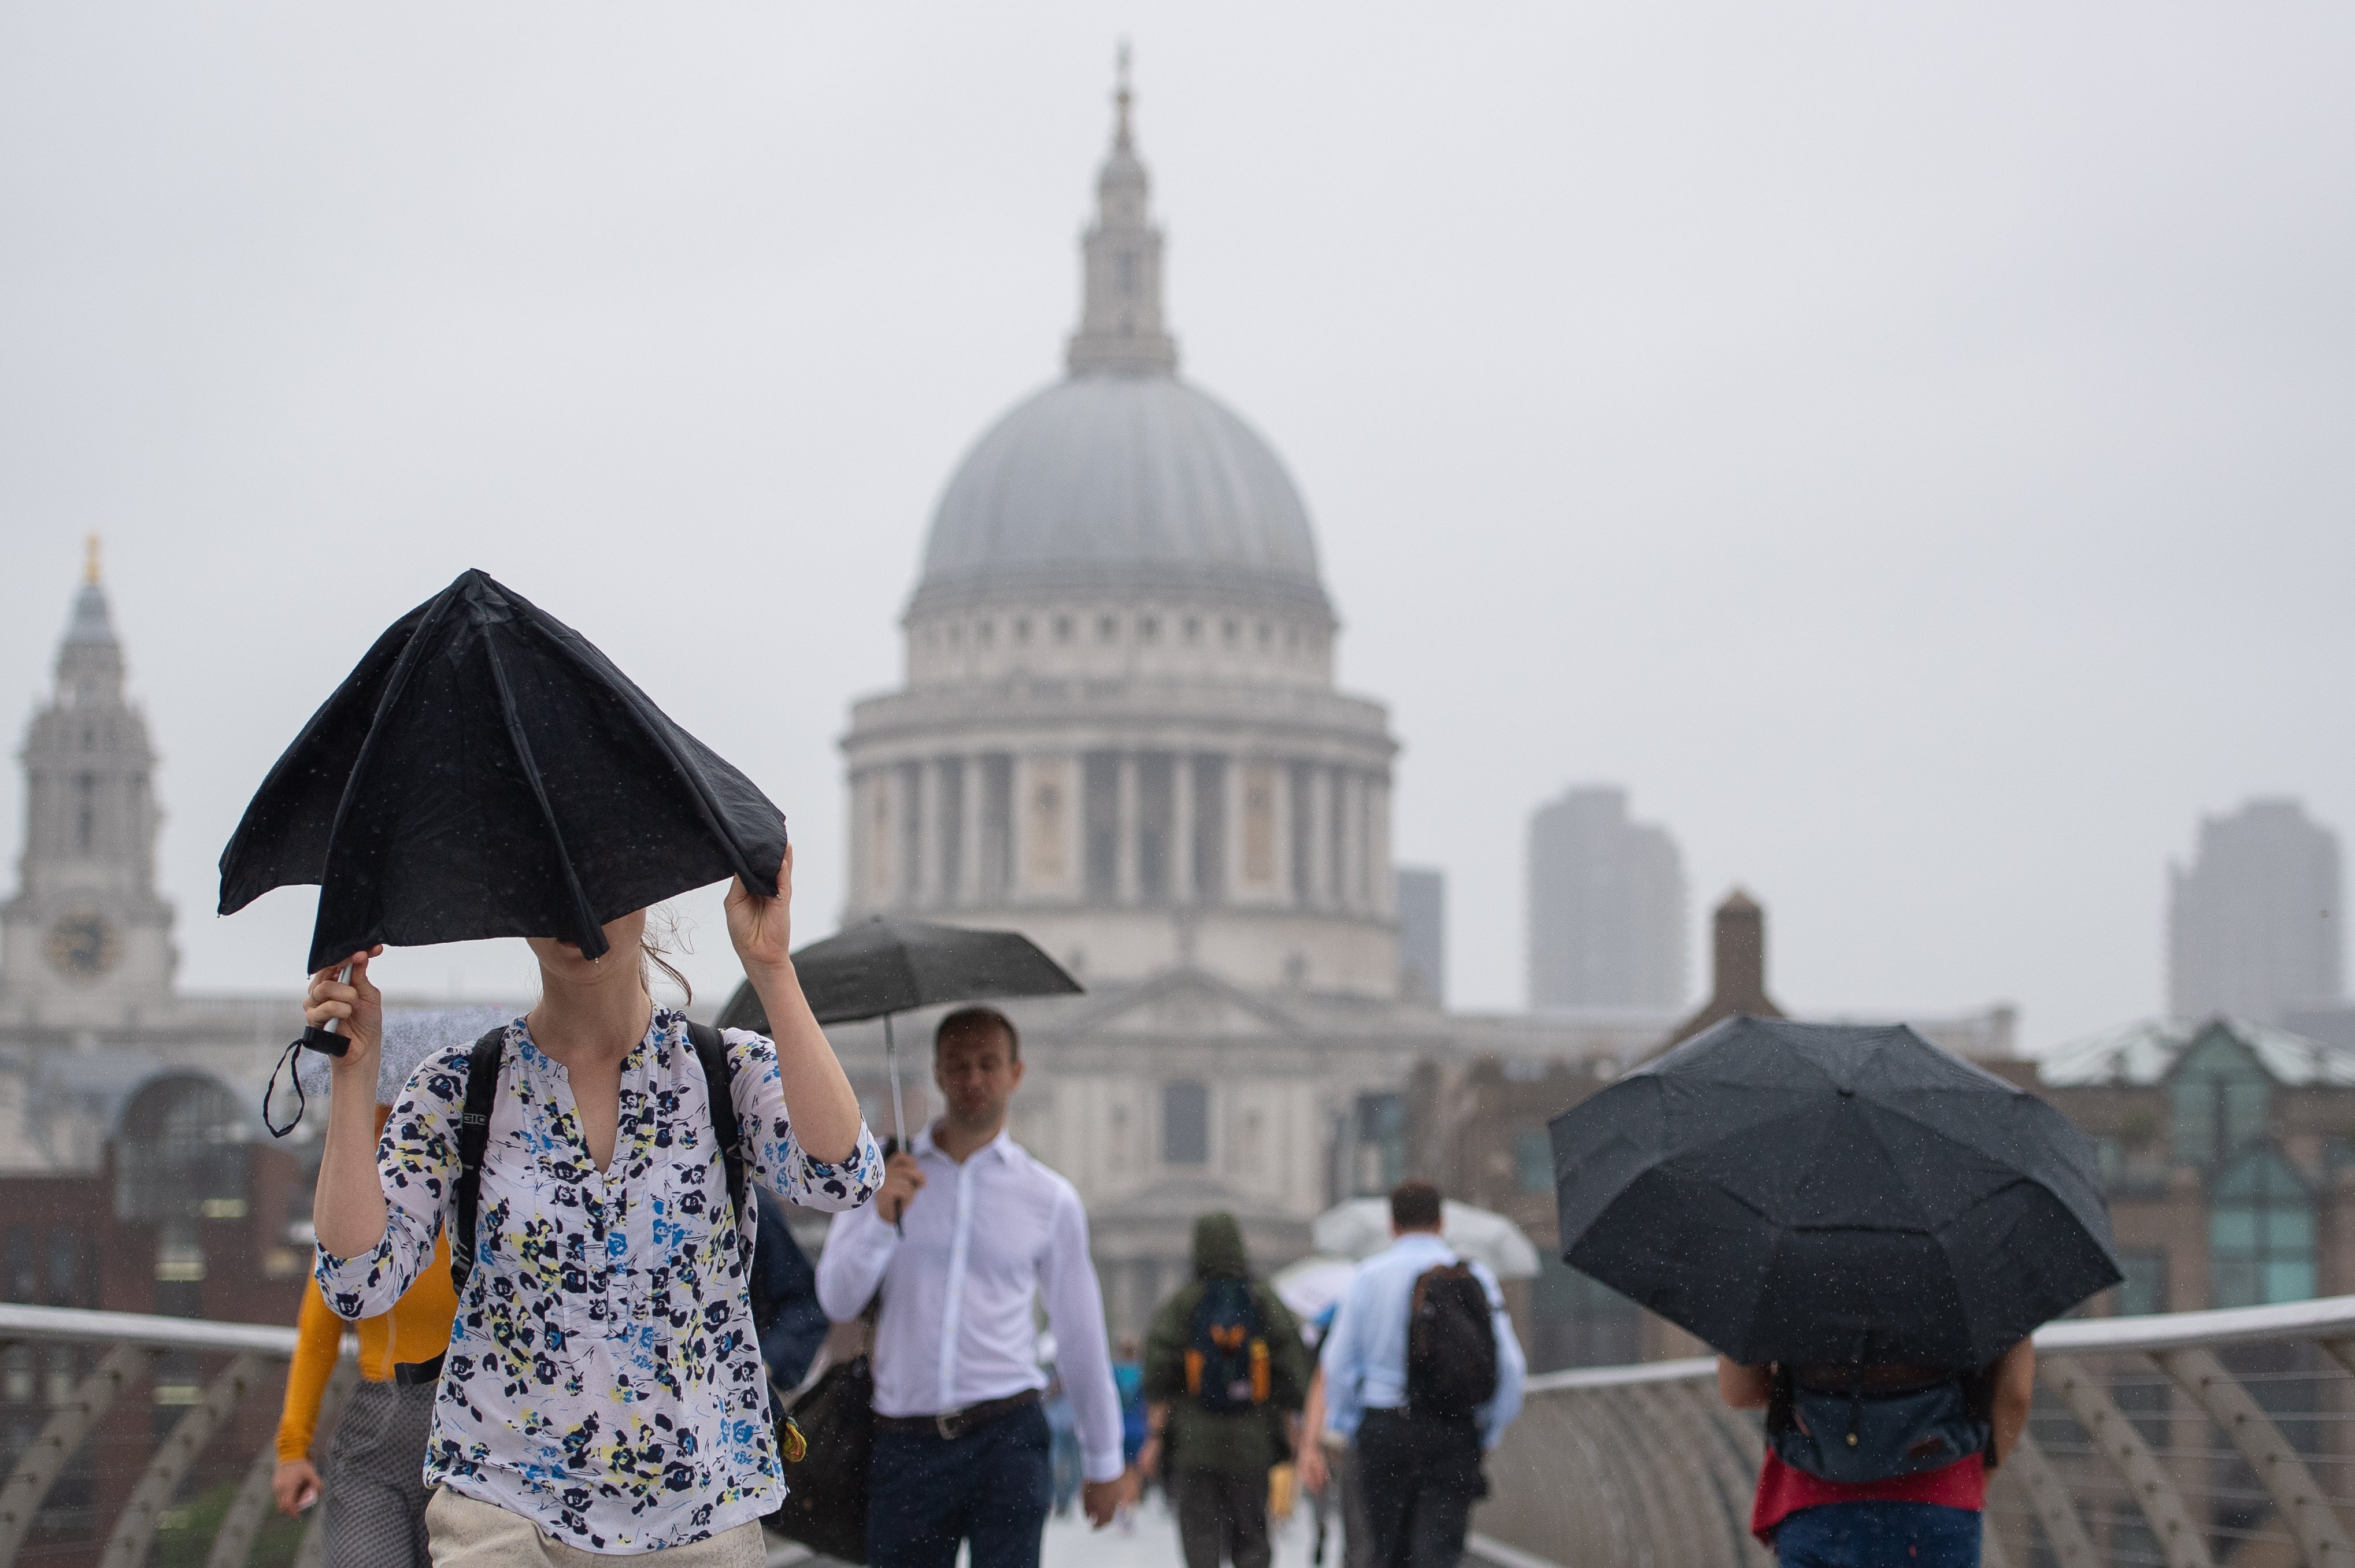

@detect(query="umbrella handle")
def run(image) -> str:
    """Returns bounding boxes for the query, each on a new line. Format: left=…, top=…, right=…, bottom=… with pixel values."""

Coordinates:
left=297, top=963, right=356, bottom=1058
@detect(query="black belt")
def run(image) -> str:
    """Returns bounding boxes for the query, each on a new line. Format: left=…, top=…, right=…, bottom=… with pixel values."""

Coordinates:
left=875, top=1388, right=1041, bottom=1440
left=393, top=1354, right=445, bottom=1387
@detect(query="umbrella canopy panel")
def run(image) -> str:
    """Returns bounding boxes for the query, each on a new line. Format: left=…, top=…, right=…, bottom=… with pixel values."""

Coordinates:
left=1552, top=1016, right=2119, bottom=1368
left=219, top=570, right=787, bottom=973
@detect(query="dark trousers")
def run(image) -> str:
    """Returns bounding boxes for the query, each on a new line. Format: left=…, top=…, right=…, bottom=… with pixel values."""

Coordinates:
left=1354, top=1408, right=1483, bottom=1568
left=865, top=1402, right=1052, bottom=1568
left=1174, top=1467, right=1272, bottom=1568
left=1773, top=1502, right=1982, bottom=1567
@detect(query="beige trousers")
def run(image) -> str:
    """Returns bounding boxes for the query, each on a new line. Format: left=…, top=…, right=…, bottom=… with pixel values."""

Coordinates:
left=424, top=1489, right=767, bottom=1567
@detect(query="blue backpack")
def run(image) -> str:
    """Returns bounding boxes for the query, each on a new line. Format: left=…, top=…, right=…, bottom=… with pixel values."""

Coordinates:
left=1184, top=1278, right=1271, bottom=1415
left=1767, top=1366, right=1991, bottom=1484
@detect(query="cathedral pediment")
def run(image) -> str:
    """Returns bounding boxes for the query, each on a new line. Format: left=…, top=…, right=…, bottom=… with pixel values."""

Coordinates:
left=1058, top=966, right=1302, bottom=1041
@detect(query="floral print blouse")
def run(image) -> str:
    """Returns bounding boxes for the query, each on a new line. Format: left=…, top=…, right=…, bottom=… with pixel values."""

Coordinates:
left=315, top=1010, right=883, bottom=1553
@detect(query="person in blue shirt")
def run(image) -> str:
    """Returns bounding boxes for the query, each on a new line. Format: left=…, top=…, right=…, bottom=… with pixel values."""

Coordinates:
left=1317, top=1181, right=1526, bottom=1568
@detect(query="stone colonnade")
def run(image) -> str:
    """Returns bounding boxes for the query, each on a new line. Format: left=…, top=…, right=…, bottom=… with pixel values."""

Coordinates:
left=850, top=747, right=1392, bottom=920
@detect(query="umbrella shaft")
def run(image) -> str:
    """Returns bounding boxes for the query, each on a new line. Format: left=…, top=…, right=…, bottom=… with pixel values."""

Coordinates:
left=886, top=1014, right=906, bottom=1147
left=322, top=962, right=353, bottom=1036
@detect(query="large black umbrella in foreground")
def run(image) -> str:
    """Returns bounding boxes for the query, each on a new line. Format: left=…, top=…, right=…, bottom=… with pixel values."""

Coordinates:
left=220, top=569, right=786, bottom=1052
left=718, top=915, right=1080, bottom=1147
left=1552, top=1016, right=2119, bottom=1369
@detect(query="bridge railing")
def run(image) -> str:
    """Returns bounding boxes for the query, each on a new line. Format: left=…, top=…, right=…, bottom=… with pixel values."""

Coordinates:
left=1473, top=1294, right=2355, bottom=1568
left=0, top=1302, right=342, bottom=1568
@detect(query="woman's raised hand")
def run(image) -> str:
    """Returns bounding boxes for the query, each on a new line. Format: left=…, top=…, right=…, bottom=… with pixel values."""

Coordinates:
left=725, top=844, right=796, bottom=974
left=305, top=946, right=386, bottom=1071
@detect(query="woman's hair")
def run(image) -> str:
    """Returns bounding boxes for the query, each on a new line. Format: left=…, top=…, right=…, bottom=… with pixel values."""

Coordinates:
left=640, top=905, right=692, bottom=1004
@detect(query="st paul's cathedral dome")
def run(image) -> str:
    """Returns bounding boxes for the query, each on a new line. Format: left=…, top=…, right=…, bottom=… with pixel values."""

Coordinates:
left=843, top=69, right=1397, bottom=1004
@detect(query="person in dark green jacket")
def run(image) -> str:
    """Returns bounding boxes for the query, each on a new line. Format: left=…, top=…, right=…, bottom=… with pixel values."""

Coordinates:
left=1139, top=1213, right=1312, bottom=1568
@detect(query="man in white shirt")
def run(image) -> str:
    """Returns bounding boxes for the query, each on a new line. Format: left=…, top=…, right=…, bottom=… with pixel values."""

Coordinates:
left=817, top=1006, right=1124, bottom=1567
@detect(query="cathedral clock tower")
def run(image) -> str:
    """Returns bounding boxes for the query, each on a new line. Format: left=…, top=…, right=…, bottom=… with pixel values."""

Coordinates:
left=0, top=542, right=177, bottom=1027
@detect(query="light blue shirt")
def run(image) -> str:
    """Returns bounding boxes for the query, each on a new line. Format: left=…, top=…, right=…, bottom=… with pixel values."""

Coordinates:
left=1319, top=1232, right=1527, bottom=1452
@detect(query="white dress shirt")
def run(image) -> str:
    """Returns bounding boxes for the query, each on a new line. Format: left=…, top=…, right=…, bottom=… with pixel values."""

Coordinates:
left=816, top=1124, right=1124, bottom=1483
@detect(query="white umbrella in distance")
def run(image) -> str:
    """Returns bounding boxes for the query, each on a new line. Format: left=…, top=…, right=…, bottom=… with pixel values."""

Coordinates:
left=1272, top=1254, right=1360, bottom=1324
left=1310, top=1199, right=1543, bottom=1281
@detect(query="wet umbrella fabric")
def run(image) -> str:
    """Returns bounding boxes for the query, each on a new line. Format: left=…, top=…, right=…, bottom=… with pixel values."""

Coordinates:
left=1551, top=1015, right=2120, bottom=1369
left=716, top=916, right=1080, bottom=1146
left=218, top=568, right=787, bottom=976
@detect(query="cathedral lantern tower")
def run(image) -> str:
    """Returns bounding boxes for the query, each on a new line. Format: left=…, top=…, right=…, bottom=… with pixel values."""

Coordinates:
left=841, top=68, right=1399, bottom=999
left=0, top=542, right=177, bottom=1026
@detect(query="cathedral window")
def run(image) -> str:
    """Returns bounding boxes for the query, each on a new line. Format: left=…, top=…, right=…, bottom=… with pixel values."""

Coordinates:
left=1118, top=251, right=1137, bottom=297
left=1257, top=622, right=1272, bottom=648
left=1223, top=619, right=1238, bottom=646
left=1054, top=616, right=1074, bottom=643
left=1097, top=614, right=1119, bottom=642
left=1183, top=616, right=1200, bottom=643
left=1014, top=617, right=1031, bottom=644
left=1027, top=773, right=1069, bottom=883
left=1240, top=766, right=1279, bottom=887
left=977, top=620, right=994, bottom=647
left=1162, top=1081, right=1208, bottom=1165
left=1139, top=615, right=1158, bottom=643
left=74, top=773, right=95, bottom=852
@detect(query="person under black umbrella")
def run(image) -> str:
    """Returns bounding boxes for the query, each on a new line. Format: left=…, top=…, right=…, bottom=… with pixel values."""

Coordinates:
left=229, top=571, right=888, bottom=1563
left=716, top=914, right=1082, bottom=1154
left=1552, top=1017, right=2117, bottom=1566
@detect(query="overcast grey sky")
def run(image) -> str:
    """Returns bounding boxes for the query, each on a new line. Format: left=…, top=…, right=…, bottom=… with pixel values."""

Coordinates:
left=2, top=5, right=2349, bottom=1047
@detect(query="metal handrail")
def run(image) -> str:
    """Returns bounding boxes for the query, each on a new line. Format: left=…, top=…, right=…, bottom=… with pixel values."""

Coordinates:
left=0, top=1303, right=306, bottom=1358
left=1521, top=1294, right=2355, bottom=1397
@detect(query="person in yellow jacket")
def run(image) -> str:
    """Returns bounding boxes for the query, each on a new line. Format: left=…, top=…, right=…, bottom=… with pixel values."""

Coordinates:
left=273, top=1009, right=498, bottom=1564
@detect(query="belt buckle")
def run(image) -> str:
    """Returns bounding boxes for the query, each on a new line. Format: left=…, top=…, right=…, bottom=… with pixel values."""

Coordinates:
left=935, top=1407, right=968, bottom=1441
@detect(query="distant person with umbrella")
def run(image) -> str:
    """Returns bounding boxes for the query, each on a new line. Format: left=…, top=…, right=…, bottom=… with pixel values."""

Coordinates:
left=234, top=572, right=887, bottom=1560
left=1551, top=1017, right=2120, bottom=1568
left=1318, top=1181, right=1526, bottom=1568
left=814, top=1005, right=1125, bottom=1568
left=1718, top=1341, right=2035, bottom=1565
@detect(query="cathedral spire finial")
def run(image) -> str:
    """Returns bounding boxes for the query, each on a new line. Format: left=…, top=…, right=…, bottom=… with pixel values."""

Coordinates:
left=1065, top=49, right=1179, bottom=377
left=84, top=533, right=101, bottom=587
left=1114, top=42, right=1133, bottom=151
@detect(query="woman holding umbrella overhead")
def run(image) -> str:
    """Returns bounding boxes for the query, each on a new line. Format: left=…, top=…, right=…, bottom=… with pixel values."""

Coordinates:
left=306, top=846, right=883, bottom=1562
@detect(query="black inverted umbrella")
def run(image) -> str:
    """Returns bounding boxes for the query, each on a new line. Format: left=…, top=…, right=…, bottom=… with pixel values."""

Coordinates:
left=220, top=566, right=786, bottom=980
left=717, top=915, right=1080, bottom=1147
left=1551, top=1015, right=2120, bottom=1369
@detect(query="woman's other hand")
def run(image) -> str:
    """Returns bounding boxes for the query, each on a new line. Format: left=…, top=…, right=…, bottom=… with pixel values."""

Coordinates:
left=306, top=947, right=386, bottom=1071
left=726, top=845, right=795, bottom=974
left=272, top=1458, right=320, bottom=1516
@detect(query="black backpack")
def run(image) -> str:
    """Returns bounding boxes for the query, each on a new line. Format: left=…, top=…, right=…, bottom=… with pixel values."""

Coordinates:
left=1406, top=1263, right=1498, bottom=1421
left=450, top=1019, right=749, bottom=1296
left=1184, top=1277, right=1271, bottom=1415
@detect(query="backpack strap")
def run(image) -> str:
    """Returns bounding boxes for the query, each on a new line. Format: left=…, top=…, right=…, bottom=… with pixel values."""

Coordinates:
left=448, top=1026, right=506, bottom=1298
left=687, top=1020, right=755, bottom=1276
